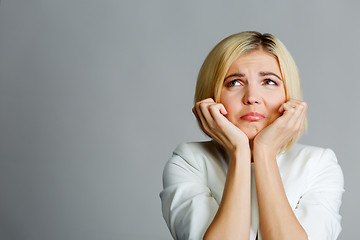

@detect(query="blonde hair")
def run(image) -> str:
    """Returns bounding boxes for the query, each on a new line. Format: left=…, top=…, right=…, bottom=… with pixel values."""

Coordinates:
left=194, top=31, right=306, bottom=152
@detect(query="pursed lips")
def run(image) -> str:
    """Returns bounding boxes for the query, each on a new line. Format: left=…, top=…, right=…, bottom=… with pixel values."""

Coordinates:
left=240, top=112, right=265, bottom=121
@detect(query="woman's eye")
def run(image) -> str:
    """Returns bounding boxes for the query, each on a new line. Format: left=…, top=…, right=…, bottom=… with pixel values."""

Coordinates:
left=263, top=79, right=277, bottom=85
left=226, top=80, right=241, bottom=87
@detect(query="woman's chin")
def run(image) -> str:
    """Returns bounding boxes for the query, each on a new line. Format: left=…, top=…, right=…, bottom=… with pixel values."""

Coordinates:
left=246, top=134, right=256, bottom=141
left=241, top=126, right=262, bottom=141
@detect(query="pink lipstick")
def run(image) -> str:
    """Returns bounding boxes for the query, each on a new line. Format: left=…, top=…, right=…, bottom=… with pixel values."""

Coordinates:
left=240, top=112, right=265, bottom=121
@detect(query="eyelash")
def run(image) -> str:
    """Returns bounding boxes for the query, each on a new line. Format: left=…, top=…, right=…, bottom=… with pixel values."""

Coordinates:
left=226, top=80, right=241, bottom=87
left=263, top=79, right=278, bottom=85
left=226, top=79, right=278, bottom=87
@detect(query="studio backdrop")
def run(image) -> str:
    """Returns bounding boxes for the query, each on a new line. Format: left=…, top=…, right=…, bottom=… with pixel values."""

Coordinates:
left=0, top=0, right=359, bottom=239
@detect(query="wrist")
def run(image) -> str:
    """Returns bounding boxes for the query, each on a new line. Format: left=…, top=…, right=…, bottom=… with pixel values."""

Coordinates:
left=252, top=142, right=278, bottom=159
left=227, top=145, right=251, bottom=163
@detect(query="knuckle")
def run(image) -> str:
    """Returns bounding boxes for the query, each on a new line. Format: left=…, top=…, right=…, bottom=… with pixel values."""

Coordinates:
left=209, top=104, right=219, bottom=113
left=209, top=104, right=216, bottom=110
left=195, top=102, right=201, bottom=110
left=203, top=98, right=214, bottom=103
left=199, top=102, right=207, bottom=111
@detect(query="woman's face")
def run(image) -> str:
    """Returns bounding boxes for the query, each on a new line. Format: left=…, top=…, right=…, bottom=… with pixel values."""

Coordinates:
left=220, top=50, right=286, bottom=140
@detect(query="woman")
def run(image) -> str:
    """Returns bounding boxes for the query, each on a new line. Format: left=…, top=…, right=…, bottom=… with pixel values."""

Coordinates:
left=160, top=31, right=344, bottom=240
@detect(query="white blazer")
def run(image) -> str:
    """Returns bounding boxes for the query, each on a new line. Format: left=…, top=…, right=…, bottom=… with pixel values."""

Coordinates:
left=160, top=141, right=344, bottom=240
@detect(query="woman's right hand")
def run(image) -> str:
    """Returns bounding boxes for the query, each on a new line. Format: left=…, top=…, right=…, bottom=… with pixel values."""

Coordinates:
left=193, top=98, right=252, bottom=239
left=192, top=98, right=250, bottom=156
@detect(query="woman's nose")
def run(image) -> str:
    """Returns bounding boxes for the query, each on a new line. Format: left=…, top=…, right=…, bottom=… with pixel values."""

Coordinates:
left=242, top=86, right=261, bottom=105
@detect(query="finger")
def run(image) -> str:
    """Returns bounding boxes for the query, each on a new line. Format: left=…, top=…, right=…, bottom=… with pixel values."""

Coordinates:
left=208, top=104, right=231, bottom=131
left=208, top=105, right=235, bottom=145
left=202, top=103, right=235, bottom=146
left=279, top=102, right=294, bottom=113
left=195, top=101, right=212, bottom=136
left=280, top=102, right=297, bottom=120
left=193, top=106, right=210, bottom=138
left=194, top=98, right=216, bottom=126
left=281, top=101, right=307, bottom=132
left=218, top=103, right=228, bottom=115
left=275, top=103, right=299, bottom=130
left=200, top=98, right=216, bottom=104
left=196, top=101, right=225, bottom=142
left=200, top=102, right=225, bottom=138
left=294, top=102, right=307, bottom=132
left=192, top=106, right=202, bottom=127
left=278, top=99, right=304, bottom=113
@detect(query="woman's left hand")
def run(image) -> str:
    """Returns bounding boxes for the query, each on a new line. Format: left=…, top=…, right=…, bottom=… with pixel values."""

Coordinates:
left=253, top=99, right=307, bottom=155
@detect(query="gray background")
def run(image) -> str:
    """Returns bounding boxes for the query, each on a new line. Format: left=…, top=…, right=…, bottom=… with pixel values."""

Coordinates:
left=0, top=0, right=359, bottom=239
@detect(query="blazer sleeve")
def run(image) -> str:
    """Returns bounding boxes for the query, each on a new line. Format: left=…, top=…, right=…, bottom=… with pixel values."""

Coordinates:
left=159, top=143, right=219, bottom=240
left=294, top=148, right=345, bottom=240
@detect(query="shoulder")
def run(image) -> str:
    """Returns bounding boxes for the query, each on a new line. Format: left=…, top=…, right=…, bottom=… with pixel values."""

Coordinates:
left=167, top=141, right=223, bottom=171
left=281, top=144, right=343, bottom=185
left=288, top=145, right=344, bottom=239
left=281, top=143, right=339, bottom=166
left=286, top=143, right=334, bottom=157
left=174, top=141, right=221, bottom=160
left=162, top=141, right=225, bottom=186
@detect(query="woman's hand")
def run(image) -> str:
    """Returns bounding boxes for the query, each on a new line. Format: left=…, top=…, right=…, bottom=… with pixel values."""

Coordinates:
left=252, top=99, right=308, bottom=240
left=253, top=99, right=307, bottom=155
left=192, top=98, right=250, bottom=156
left=194, top=98, right=252, bottom=240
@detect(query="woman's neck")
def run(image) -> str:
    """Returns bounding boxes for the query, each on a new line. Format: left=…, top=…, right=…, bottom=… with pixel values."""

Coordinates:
left=250, top=140, right=254, bottom=162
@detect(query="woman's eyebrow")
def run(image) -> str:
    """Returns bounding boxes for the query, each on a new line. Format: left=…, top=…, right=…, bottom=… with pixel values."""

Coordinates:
left=259, top=71, right=282, bottom=81
left=224, top=73, right=245, bottom=81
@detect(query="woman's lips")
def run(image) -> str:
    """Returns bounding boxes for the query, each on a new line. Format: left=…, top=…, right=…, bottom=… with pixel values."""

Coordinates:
left=240, top=112, right=265, bottom=121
